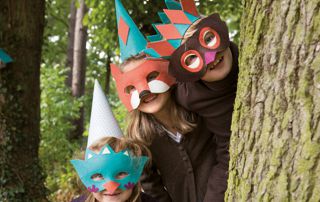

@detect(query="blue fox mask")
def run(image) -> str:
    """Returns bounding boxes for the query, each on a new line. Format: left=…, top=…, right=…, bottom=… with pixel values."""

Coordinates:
left=71, top=144, right=148, bottom=193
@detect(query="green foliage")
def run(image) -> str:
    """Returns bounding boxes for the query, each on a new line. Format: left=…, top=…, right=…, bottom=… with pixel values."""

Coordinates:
left=40, top=64, right=83, bottom=200
left=43, top=0, right=69, bottom=64
left=40, top=0, right=84, bottom=200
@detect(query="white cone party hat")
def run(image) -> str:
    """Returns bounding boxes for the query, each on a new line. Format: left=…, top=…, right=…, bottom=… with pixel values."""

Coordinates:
left=87, top=80, right=123, bottom=148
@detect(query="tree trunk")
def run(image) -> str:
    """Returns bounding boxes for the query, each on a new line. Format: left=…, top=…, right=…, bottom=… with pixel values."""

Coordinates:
left=105, top=54, right=111, bottom=95
left=0, top=0, right=47, bottom=201
left=227, top=0, right=320, bottom=201
left=70, top=0, right=88, bottom=140
left=66, top=0, right=77, bottom=87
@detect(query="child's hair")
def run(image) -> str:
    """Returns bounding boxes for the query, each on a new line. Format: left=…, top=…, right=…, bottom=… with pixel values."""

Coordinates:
left=84, top=136, right=151, bottom=202
left=126, top=97, right=196, bottom=145
left=181, top=18, right=203, bottom=44
left=119, top=52, right=147, bottom=69
left=119, top=53, right=197, bottom=145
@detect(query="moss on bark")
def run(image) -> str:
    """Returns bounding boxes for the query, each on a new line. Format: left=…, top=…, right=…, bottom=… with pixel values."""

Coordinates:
left=227, top=0, right=320, bottom=201
left=0, top=1, right=47, bottom=201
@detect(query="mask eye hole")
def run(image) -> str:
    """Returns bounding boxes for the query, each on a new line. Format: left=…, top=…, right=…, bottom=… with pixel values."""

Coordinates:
left=199, top=27, right=220, bottom=49
left=91, top=173, right=104, bottom=181
left=204, top=31, right=216, bottom=47
left=185, top=54, right=199, bottom=68
left=115, top=172, right=129, bottom=180
left=125, top=85, right=135, bottom=94
left=147, top=71, right=160, bottom=82
left=180, top=50, right=203, bottom=72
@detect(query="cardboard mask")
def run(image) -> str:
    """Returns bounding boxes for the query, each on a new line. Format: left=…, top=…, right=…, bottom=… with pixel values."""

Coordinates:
left=111, top=59, right=175, bottom=111
left=71, top=144, right=148, bottom=193
left=169, top=13, right=230, bottom=81
left=142, top=1, right=230, bottom=81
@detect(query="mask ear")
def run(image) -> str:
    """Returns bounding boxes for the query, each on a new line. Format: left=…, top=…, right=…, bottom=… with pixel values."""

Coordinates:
left=110, top=64, right=122, bottom=79
left=70, top=159, right=87, bottom=178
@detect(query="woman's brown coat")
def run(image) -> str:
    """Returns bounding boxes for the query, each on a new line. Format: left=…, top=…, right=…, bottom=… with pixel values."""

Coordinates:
left=141, top=117, right=221, bottom=202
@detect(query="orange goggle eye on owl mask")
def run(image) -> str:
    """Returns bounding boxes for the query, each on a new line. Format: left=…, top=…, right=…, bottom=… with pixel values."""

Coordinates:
left=169, top=13, right=230, bottom=82
left=180, top=50, right=203, bottom=73
left=111, top=59, right=175, bottom=111
left=199, top=27, right=220, bottom=49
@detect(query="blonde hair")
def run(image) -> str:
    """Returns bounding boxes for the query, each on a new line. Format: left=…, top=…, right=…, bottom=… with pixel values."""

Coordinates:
left=84, top=136, right=151, bottom=202
left=119, top=54, right=197, bottom=145
left=126, top=97, right=196, bottom=145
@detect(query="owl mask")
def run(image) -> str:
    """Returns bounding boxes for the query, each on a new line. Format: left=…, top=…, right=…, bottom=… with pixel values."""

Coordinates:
left=169, top=13, right=230, bottom=82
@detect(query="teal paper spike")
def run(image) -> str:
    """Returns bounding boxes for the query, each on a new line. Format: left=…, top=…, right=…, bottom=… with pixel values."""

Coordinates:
left=168, top=39, right=182, bottom=48
left=147, top=23, right=164, bottom=42
left=144, top=48, right=161, bottom=58
left=174, top=24, right=191, bottom=36
left=143, top=0, right=200, bottom=59
left=165, top=0, right=182, bottom=10
left=186, top=12, right=200, bottom=23
left=85, top=149, right=98, bottom=160
left=158, top=12, right=171, bottom=24
left=0, top=49, right=13, bottom=64
left=147, top=34, right=163, bottom=42
left=115, top=0, right=147, bottom=61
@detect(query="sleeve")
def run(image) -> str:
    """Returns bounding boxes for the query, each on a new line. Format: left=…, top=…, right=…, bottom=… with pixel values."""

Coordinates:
left=173, top=82, right=192, bottom=111
left=140, top=162, right=172, bottom=202
left=174, top=84, right=232, bottom=202
left=203, top=116, right=231, bottom=202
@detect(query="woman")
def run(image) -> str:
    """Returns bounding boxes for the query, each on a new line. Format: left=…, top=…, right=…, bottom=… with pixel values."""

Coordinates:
left=111, top=53, right=218, bottom=202
left=111, top=0, right=223, bottom=201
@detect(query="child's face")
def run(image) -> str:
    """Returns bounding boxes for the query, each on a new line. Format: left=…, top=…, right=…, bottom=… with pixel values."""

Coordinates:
left=92, top=188, right=132, bottom=202
left=111, top=58, right=175, bottom=111
left=137, top=91, right=171, bottom=114
left=168, top=13, right=231, bottom=82
left=90, top=161, right=135, bottom=202
left=121, top=59, right=172, bottom=114
left=201, top=47, right=233, bottom=82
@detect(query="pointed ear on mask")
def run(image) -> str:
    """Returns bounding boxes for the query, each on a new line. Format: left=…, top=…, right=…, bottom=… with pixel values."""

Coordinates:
left=70, top=159, right=87, bottom=178
left=110, top=64, right=122, bottom=79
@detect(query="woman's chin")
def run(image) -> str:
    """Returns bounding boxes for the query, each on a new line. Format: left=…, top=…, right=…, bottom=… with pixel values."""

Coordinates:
left=138, top=92, right=170, bottom=114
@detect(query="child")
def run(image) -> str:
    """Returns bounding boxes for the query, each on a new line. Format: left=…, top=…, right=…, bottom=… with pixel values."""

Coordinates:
left=70, top=81, right=154, bottom=202
left=111, top=1, right=221, bottom=201
left=145, top=1, right=239, bottom=201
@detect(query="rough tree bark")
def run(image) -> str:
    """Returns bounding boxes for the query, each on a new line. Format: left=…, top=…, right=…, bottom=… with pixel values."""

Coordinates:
left=70, top=0, right=88, bottom=140
left=0, top=0, right=47, bottom=201
left=227, top=0, right=320, bottom=201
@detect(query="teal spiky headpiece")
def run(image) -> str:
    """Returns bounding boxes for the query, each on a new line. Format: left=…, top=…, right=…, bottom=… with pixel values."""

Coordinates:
left=115, top=0, right=147, bottom=62
left=71, top=144, right=148, bottom=193
left=144, top=0, right=201, bottom=59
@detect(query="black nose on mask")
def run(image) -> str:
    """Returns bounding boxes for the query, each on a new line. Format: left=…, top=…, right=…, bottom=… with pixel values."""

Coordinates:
left=139, top=90, right=151, bottom=99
